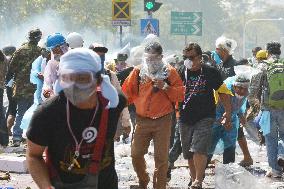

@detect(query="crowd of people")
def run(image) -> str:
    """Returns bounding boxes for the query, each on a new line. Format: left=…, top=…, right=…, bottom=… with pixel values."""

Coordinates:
left=0, top=29, right=283, bottom=189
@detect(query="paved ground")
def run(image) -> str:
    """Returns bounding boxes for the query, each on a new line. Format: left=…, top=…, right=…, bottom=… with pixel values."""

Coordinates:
left=1, top=139, right=284, bottom=189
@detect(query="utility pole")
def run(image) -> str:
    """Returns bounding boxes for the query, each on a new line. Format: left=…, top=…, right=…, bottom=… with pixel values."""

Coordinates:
left=120, top=26, right=123, bottom=48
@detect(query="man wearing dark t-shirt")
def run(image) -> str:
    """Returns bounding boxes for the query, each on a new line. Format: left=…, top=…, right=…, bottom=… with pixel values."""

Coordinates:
left=116, top=66, right=134, bottom=86
left=178, top=43, right=232, bottom=189
left=26, top=48, right=125, bottom=189
left=215, top=36, right=237, bottom=80
left=116, top=66, right=137, bottom=129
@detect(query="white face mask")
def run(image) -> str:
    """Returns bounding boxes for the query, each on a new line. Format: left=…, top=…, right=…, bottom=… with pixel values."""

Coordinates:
left=235, top=93, right=245, bottom=99
left=64, top=84, right=96, bottom=105
left=54, top=54, right=61, bottom=62
left=184, top=59, right=193, bottom=69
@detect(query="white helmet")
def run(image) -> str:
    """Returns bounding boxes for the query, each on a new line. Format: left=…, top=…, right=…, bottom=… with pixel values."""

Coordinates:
left=66, top=32, right=84, bottom=49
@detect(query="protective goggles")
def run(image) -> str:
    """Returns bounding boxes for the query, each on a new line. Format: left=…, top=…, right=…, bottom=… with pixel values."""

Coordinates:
left=59, top=71, right=96, bottom=89
left=53, top=43, right=69, bottom=53
left=144, top=53, right=163, bottom=62
left=59, top=43, right=69, bottom=53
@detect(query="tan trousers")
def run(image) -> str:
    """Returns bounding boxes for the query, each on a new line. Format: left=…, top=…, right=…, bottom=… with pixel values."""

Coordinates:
left=131, top=114, right=172, bottom=189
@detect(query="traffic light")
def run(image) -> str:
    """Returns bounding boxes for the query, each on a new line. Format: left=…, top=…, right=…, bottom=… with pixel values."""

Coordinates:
left=144, top=0, right=162, bottom=12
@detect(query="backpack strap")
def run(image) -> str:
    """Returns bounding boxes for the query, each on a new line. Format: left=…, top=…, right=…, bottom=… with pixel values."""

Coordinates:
left=260, top=69, right=270, bottom=109
left=45, top=149, right=60, bottom=180
left=137, top=70, right=141, bottom=92
left=88, top=91, right=109, bottom=174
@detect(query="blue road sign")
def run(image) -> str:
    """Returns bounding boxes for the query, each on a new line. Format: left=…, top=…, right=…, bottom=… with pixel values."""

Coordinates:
left=141, top=19, right=159, bottom=36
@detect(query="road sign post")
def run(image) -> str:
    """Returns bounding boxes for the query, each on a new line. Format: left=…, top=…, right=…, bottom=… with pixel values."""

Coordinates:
left=171, top=12, right=202, bottom=36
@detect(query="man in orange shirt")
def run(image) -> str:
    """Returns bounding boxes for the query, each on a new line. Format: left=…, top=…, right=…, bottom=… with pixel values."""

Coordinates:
left=122, top=42, right=184, bottom=189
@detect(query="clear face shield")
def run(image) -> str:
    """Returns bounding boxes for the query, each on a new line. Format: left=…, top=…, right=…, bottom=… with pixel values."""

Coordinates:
left=52, top=43, right=69, bottom=61
left=140, top=53, right=164, bottom=77
left=144, top=53, right=163, bottom=64
left=143, top=53, right=164, bottom=75
left=60, top=43, right=69, bottom=54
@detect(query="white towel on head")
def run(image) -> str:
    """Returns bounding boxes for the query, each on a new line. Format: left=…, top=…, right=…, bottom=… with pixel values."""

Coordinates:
left=101, top=74, right=119, bottom=109
left=59, top=48, right=101, bottom=73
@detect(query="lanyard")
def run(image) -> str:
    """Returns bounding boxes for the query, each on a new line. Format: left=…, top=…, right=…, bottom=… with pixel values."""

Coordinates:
left=183, top=68, right=202, bottom=109
left=66, top=99, right=99, bottom=162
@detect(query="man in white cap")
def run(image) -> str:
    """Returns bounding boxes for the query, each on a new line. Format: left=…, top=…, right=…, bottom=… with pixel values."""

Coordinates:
left=66, top=32, right=84, bottom=49
left=209, top=74, right=251, bottom=165
left=26, top=48, right=126, bottom=189
left=215, top=36, right=237, bottom=80
left=215, top=36, right=254, bottom=167
left=89, top=43, right=108, bottom=73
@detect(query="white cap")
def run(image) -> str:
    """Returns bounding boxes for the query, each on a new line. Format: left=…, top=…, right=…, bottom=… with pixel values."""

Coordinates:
left=66, top=32, right=84, bottom=49
left=215, top=36, right=237, bottom=55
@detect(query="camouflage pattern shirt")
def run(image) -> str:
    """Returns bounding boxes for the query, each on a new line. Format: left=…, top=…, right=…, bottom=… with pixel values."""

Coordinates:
left=8, top=43, right=41, bottom=99
left=248, top=61, right=270, bottom=110
left=0, top=56, right=9, bottom=89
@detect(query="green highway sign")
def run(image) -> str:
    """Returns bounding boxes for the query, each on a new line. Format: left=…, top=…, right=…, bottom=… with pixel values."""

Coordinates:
left=171, top=12, right=202, bottom=36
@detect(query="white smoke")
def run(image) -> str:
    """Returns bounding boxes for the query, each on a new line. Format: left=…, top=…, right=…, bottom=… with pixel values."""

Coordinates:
left=0, top=10, right=116, bottom=52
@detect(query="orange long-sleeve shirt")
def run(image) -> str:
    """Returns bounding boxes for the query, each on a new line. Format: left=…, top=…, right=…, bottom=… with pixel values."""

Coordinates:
left=122, top=65, right=185, bottom=119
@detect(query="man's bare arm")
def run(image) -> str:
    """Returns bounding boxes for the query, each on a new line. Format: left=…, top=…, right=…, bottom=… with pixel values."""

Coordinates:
left=26, top=140, right=53, bottom=189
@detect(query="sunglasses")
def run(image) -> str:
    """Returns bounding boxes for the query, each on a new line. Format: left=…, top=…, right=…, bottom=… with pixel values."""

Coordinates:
left=183, top=55, right=198, bottom=61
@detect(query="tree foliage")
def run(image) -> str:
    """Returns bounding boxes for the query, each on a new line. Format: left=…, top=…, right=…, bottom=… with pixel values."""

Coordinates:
left=0, top=0, right=283, bottom=58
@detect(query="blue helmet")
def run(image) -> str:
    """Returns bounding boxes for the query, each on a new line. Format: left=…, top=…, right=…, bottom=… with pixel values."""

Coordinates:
left=46, top=33, right=66, bottom=51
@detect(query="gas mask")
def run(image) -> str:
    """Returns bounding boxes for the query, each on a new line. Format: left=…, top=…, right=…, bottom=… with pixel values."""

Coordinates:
left=184, top=59, right=193, bottom=69
left=235, top=93, right=245, bottom=100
